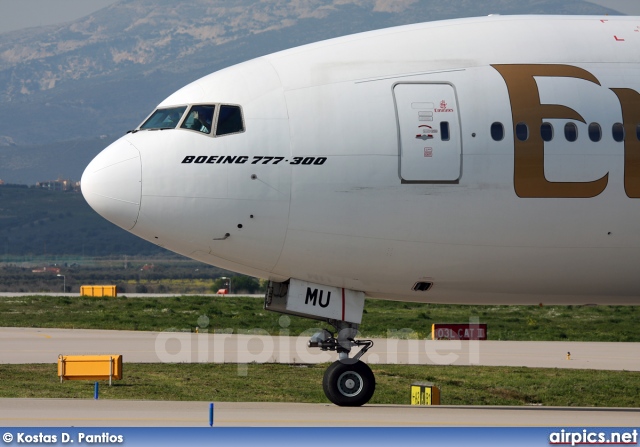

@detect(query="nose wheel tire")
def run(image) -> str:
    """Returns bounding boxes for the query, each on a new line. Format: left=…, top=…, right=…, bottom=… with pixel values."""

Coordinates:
left=322, top=360, right=375, bottom=406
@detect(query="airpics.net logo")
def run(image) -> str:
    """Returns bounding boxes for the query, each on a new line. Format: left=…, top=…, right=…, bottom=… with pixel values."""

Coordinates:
left=549, top=429, right=638, bottom=446
left=153, top=314, right=483, bottom=375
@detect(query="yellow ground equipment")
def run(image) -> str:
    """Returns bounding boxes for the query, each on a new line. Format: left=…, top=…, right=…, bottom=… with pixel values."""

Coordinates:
left=57, top=354, right=122, bottom=385
left=80, top=285, right=117, bottom=297
left=410, top=381, right=441, bottom=405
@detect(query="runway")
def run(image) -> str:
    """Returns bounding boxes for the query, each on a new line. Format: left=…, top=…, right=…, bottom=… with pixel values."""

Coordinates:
left=1, top=327, right=639, bottom=427
left=1, top=399, right=639, bottom=427
left=2, top=327, right=639, bottom=370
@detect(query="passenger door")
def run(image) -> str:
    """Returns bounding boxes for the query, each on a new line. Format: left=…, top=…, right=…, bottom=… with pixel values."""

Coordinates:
left=394, top=83, right=462, bottom=182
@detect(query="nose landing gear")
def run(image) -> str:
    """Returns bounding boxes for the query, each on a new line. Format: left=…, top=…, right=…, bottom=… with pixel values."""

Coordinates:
left=265, top=279, right=376, bottom=406
left=323, top=359, right=375, bottom=406
left=308, top=322, right=375, bottom=406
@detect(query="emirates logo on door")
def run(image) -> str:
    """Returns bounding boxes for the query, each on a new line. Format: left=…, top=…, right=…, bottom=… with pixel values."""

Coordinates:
left=435, top=100, right=454, bottom=112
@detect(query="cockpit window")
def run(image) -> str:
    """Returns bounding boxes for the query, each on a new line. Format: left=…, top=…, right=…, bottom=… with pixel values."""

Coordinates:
left=139, top=103, right=244, bottom=137
left=216, top=105, right=244, bottom=136
left=140, top=106, right=187, bottom=130
left=181, top=105, right=215, bottom=134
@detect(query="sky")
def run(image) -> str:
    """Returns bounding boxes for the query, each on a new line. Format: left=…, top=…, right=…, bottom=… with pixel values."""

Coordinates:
left=0, top=0, right=119, bottom=34
left=0, top=0, right=639, bottom=35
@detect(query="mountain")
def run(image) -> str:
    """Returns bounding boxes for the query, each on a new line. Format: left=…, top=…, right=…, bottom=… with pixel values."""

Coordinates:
left=0, top=0, right=619, bottom=184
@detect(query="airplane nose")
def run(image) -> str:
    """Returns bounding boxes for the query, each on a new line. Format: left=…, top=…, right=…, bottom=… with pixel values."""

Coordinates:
left=81, top=138, right=142, bottom=230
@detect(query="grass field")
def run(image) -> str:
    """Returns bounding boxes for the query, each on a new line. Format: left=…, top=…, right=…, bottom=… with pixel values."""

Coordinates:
left=2, top=295, right=639, bottom=407
left=1, top=295, right=639, bottom=341
left=0, top=363, right=638, bottom=407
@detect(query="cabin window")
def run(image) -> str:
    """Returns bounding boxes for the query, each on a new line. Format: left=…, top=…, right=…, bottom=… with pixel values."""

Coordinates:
left=488, top=119, right=640, bottom=143
left=588, top=123, right=601, bottom=142
left=490, top=122, right=504, bottom=141
left=515, top=122, right=528, bottom=141
left=216, top=105, right=244, bottom=136
left=140, top=106, right=187, bottom=130
left=180, top=105, right=215, bottom=134
left=612, top=123, right=625, bottom=142
left=540, top=122, right=553, bottom=142
left=440, top=122, right=450, bottom=141
left=564, top=123, right=578, bottom=142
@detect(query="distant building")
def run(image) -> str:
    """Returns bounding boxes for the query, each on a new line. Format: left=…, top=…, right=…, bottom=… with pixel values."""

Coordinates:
left=35, top=177, right=80, bottom=192
left=32, top=266, right=61, bottom=274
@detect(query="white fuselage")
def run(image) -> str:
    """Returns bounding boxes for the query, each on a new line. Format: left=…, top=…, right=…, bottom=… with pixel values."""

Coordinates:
left=82, top=15, right=640, bottom=305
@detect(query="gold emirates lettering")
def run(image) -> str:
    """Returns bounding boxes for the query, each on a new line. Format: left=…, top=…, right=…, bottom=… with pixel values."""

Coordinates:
left=493, top=64, right=640, bottom=199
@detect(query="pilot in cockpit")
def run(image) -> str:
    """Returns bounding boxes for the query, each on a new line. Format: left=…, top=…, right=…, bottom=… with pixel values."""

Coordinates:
left=190, top=111, right=210, bottom=133
left=165, top=111, right=182, bottom=128
left=181, top=105, right=214, bottom=134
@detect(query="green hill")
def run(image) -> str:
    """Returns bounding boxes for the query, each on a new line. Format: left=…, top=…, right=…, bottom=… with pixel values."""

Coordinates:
left=0, top=184, right=165, bottom=258
left=0, top=0, right=618, bottom=184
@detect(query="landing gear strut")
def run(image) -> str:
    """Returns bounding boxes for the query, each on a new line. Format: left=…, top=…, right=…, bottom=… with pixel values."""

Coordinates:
left=265, top=279, right=376, bottom=406
left=308, top=321, right=375, bottom=406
